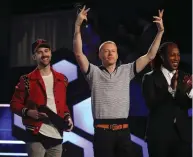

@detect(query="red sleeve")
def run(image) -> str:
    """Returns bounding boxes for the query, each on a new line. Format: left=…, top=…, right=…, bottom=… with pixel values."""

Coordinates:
left=64, top=75, right=68, bottom=87
left=10, top=76, right=27, bottom=117
left=63, top=75, right=70, bottom=118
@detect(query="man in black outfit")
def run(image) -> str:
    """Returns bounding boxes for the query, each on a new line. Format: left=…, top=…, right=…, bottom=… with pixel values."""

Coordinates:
left=142, top=42, right=192, bottom=157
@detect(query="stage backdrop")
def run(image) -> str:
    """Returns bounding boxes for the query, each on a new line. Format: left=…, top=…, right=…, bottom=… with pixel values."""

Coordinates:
left=10, top=10, right=76, bottom=67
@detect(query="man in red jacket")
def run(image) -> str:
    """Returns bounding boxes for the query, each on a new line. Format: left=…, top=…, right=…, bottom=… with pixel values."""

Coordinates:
left=10, top=39, right=73, bottom=157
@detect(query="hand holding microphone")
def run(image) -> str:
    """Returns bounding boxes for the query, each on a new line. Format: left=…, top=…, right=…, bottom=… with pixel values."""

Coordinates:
left=75, top=5, right=90, bottom=27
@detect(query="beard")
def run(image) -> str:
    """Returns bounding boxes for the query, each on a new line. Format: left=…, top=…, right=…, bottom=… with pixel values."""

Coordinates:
left=38, top=57, right=51, bottom=67
left=39, top=61, right=50, bottom=67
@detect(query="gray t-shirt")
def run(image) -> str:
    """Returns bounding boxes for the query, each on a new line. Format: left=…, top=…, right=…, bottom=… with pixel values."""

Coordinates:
left=84, top=62, right=136, bottom=119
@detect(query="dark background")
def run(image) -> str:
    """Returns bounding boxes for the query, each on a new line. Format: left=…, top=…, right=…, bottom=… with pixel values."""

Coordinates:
left=0, top=0, right=191, bottom=157
left=0, top=0, right=192, bottom=102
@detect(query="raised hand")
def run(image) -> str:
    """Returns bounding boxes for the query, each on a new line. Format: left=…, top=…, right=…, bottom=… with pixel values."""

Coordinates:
left=153, top=9, right=164, bottom=32
left=75, top=5, right=90, bottom=26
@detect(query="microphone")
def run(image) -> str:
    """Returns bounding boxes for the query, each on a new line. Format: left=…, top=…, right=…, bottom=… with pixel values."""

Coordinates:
left=74, top=3, right=88, bottom=27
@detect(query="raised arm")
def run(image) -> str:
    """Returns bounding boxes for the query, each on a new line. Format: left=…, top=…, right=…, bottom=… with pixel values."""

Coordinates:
left=73, top=6, right=90, bottom=73
left=136, top=10, right=164, bottom=73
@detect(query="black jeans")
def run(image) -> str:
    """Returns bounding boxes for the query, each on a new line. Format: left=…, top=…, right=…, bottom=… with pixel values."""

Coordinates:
left=93, top=128, right=134, bottom=157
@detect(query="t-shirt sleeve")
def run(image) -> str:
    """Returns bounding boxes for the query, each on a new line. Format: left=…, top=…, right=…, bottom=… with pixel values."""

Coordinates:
left=126, top=61, right=136, bottom=80
left=83, top=63, right=97, bottom=84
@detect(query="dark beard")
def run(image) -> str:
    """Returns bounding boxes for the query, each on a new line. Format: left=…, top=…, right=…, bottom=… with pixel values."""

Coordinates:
left=39, top=60, right=50, bottom=67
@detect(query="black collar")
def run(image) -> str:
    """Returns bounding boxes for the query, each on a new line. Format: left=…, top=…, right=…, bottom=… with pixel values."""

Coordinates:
left=99, top=61, right=121, bottom=73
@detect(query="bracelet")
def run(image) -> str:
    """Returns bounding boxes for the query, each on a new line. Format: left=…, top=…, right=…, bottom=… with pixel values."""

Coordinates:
left=158, top=29, right=164, bottom=33
left=22, top=108, right=29, bottom=117
left=25, top=109, right=29, bottom=117
left=64, top=113, right=71, bottom=121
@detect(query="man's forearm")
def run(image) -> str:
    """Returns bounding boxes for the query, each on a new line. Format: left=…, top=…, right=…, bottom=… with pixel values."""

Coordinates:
left=73, top=24, right=83, bottom=56
left=147, top=30, right=164, bottom=60
left=136, top=30, right=164, bottom=73
left=73, top=23, right=89, bottom=73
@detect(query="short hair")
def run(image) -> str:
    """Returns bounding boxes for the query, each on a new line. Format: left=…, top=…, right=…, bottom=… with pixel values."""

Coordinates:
left=151, top=42, right=178, bottom=70
left=158, top=42, right=178, bottom=57
left=99, top=41, right=117, bottom=52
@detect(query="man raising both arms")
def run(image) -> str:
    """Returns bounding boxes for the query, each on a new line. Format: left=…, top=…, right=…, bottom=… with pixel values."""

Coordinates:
left=73, top=6, right=164, bottom=157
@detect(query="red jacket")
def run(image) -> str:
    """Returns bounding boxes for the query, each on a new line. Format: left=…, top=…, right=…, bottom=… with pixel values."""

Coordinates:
left=10, top=67, right=70, bottom=134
